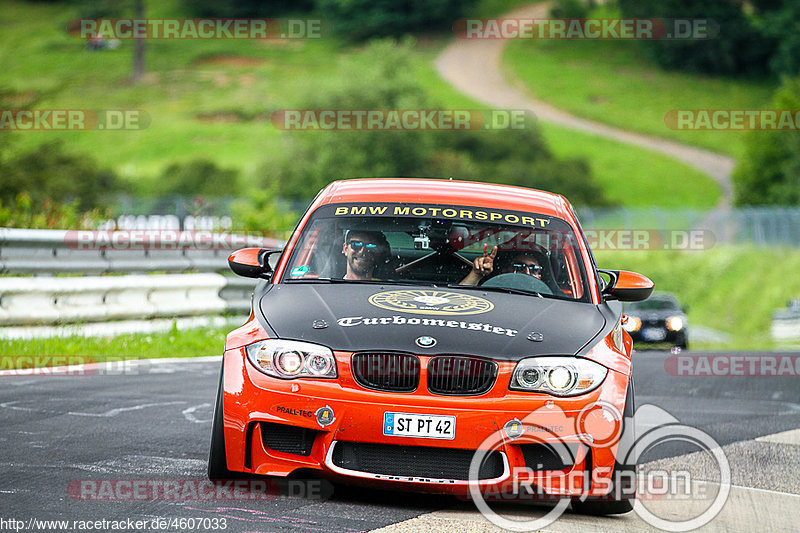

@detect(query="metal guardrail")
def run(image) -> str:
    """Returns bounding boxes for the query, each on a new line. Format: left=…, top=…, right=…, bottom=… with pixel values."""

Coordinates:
left=0, top=274, right=256, bottom=326
left=0, top=228, right=284, bottom=274
left=0, top=228, right=285, bottom=334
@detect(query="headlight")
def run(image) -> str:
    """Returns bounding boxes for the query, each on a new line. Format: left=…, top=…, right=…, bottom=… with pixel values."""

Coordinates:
left=510, top=357, right=607, bottom=396
left=666, top=316, right=684, bottom=331
left=623, top=316, right=642, bottom=332
left=246, top=339, right=337, bottom=379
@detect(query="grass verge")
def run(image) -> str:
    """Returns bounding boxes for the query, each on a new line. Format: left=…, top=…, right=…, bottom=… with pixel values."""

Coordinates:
left=0, top=325, right=227, bottom=369
left=595, top=247, right=800, bottom=349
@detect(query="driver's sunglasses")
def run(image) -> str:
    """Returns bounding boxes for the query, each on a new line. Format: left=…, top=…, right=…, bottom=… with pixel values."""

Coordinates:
left=512, top=263, right=543, bottom=275
left=348, top=240, right=380, bottom=253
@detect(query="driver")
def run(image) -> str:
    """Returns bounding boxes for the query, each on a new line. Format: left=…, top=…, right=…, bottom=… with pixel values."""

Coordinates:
left=342, top=230, right=388, bottom=280
left=460, top=245, right=545, bottom=285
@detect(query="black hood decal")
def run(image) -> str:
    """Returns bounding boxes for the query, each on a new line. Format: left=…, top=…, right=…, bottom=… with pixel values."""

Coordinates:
left=257, top=283, right=607, bottom=361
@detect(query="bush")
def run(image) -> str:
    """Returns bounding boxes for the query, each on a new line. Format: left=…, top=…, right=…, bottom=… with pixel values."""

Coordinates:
left=432, top=128, right=611, bottom=206
left=157, top=159, right=239, bottom=197
left=267, top=39, right=610, bottom=206
left=231, top=186, right=299, bottom=235
left=183, top=0, right=313, bottom=17
left=733, top=77, right=800, bottom=206
left=318, top=0, right=476, bottom=40
left=72, top=0, right=126, bottom=19
left=0, top=193, right=109, bottom=229
left=0, top=140, right=118, bottom=210
left=549, top=0, right=591, bottom=19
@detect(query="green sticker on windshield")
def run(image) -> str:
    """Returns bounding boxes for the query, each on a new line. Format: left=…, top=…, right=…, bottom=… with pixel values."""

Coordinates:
left=290, top=265, right=309, bottom=277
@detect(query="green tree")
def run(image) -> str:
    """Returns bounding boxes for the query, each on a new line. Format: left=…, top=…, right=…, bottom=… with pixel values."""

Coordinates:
left=317, top=0, right=476, bottom=40
left=733, top=78, right=800, bottom=205
left=183, top=0, right=314, bottom=17
left=763, top=1, right=800, bottom=77
left=619, top=0, right=773, bottom=76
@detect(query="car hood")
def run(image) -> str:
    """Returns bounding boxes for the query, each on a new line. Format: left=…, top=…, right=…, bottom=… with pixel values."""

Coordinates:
left=257, top=283, right=608, bottom=361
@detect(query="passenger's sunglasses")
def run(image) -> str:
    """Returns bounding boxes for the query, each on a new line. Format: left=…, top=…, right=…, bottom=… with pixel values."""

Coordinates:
left=348, top=240, right=380, bottom=253
left=512, top=263, right=543, bottom=275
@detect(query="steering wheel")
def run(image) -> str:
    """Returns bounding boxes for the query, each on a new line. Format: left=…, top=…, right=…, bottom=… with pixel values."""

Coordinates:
left=479, top=272, right=554, bottom=295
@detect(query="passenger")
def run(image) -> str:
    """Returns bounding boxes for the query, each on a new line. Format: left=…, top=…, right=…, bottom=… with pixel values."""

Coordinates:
left=460, top=243, right=497, bottom=285
left=504, top=252, right=545, bottom=280
left=460, top=245, right=546, bottom=285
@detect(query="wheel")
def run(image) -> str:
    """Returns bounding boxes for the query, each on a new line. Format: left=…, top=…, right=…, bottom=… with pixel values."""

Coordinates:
left=208, top=361, right=242, bottom=480
left=571, top=379, right=636, bottom=515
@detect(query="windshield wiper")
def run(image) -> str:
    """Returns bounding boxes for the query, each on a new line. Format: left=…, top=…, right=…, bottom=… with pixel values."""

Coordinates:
left=284, top=278, right=439, bottom=287
left=446, top=283, right=545, bottom=298
left=284, top=278, right=383, bottom=284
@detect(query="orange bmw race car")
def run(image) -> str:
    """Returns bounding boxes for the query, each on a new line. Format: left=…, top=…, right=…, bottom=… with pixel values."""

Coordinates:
left=209, top=178, right=654, bottom=515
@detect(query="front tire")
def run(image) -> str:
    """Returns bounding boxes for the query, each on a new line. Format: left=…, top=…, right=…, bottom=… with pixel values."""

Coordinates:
left=572, top=379, right=636, bottom=515
left=208, top=362, right=241, bottom=480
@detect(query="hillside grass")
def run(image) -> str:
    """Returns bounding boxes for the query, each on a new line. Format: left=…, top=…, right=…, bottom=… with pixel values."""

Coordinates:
left=503, top=4, right=774, bottom=159
left=2, top=0, right=720, bottom=207
left=415, top=47, right=721, bottom=208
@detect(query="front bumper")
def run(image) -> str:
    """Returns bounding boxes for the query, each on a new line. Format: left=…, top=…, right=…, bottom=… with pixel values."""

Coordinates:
left=221, top=347, right=630, bottom=497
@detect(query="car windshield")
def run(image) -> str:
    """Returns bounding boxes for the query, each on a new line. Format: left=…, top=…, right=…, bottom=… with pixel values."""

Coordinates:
left=281, top=202, right=590, bottom=302
left=626, top=298, right=679, bottom=312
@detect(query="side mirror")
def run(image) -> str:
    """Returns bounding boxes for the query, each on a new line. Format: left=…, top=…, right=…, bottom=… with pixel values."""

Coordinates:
left=598, top=269, right=654, bottom=302
left=228, top=248, right=282, bottom=279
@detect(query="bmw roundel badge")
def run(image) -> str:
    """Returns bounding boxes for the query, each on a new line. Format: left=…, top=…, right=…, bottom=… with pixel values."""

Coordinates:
left=415, top=336, right=437, bottom=348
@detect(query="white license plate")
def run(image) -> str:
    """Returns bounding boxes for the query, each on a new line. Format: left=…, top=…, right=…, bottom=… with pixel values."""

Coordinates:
left=642, top=327, right=667, bottom=341
left=383, top=412, right=455, bottom=440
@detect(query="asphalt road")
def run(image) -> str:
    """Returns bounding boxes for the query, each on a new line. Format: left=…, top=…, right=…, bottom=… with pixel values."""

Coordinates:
left=2, top=350, right=799, bottom=532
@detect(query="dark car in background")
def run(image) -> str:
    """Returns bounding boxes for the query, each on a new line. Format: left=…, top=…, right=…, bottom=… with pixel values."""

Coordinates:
left=623, top=292, right=688, bottom=350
